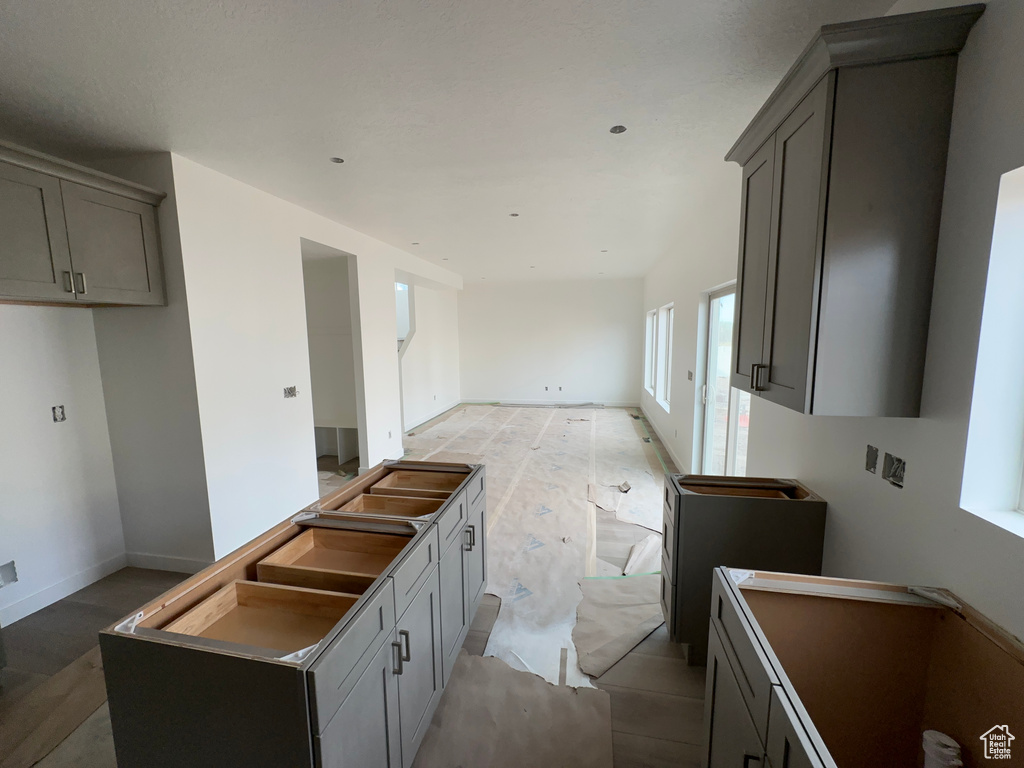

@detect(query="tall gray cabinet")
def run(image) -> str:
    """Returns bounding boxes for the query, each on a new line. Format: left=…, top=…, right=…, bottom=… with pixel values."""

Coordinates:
left=0, top=140, right=165, bottom=306
left=728, top=6, right=983, bottom=417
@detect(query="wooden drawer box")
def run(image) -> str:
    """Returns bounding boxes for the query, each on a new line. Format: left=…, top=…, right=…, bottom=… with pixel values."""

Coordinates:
left=370, top=469, right=467, bottom=498
left=257, top=528, right=407, bottom=595
left=101, top=459, right=486, bottom=768
left=164, top=580, right=359, bottom=654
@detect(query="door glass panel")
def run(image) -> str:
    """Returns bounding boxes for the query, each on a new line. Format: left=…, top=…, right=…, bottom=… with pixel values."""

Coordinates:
left=702, top=291, right=751, bottom=475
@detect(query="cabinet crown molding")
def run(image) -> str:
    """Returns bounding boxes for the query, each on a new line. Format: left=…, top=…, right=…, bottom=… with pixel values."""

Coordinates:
left=0, top=139, right=166, bottom=205
left=725, top=4, right=985, bottom=166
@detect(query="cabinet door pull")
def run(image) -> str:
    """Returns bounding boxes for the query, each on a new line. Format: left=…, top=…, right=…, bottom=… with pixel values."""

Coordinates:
left=392, top=640, right=404, bottom=675
left=62, top=271, right=76, bottom=294
left=75, top=272, right=88, bottom=295
left=468, top=524, right=476, bottom=548
left=399, top=629, right=411, bottom=662
left=751, top=364, right=767, bottom=392
left=750, top=363, right=759, bottom=391
left=463, top=527, right=473, bottom=552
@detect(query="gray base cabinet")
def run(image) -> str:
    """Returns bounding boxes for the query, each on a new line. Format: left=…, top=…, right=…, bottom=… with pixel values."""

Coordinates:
left=0, top=140, right=165, bottom=306
left=727, top=6, right=984, bottom=416
left=661, top=475, right=826, bottom=666
left=101, top=461, right=486, bottom=768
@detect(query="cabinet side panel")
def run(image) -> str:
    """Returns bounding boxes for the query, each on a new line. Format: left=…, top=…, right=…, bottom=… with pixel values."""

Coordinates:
left=814, top=57, right=958, bottom=416
left=100, top=633, right=313, bottom=768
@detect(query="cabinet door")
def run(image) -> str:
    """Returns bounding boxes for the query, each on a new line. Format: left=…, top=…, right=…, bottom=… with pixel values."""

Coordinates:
left=760, top=75, right=833, bottom=412
left=0, top=163, right=75, bottom=301
left=439, top=528, right=470, bottom=686
left=702, top=624, right=765, bottom=768
left=765, top=687, right=825, bottom=768
left=316, top=635, right=402, bottom=768
left=396, top=567, right=443, bottom=768
left=731, top=138, right=776, bottom=393
left=60, top=180, right=165, bottom=305
left=465, top=500, right=487, bottom=618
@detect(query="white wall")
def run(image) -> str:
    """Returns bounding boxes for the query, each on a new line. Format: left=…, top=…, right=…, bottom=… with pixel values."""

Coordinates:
left=746, top=0, right=1024, bottom=638
left=641, top=171, right=742, bottom=472
left=0, top=307, right=125, bottom=624
left=400, top=283, right=461, bottom=429
left=169, top=154, right=461, bottom=556
left=459, top=278, right=644, bottom=406
left=302, top=255, right=358, bottom=430
left=92, top=153, right=215, bottom=573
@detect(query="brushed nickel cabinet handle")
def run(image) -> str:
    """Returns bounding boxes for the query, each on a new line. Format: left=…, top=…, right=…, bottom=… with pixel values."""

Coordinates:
left=62, top=271, right=75, bottom=294
left=75, top=272, right=88, bottom=295
left=392, top=640, right=404, bottom=675
left=399, top=629, right=411, bottom=662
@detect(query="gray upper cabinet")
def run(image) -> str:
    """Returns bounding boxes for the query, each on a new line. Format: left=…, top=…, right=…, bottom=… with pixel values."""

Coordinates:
left=0, top=163, right=74, bottom=300
left=727, top=6, right=984, bottom=417
left=0, top=140, right=166, bottom=307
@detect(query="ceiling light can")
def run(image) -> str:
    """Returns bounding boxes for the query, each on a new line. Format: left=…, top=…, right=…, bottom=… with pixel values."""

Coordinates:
left=329, top=157, right=345, bottom=163
left=610, top=125, right=627, bottom=134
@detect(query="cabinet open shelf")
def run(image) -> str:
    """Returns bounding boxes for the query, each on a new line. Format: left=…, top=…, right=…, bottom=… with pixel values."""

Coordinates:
left=257, top=528, right=407, bottom=594
left=369, top=469, right=465, bottom=498
left=162, top=580, right=359, bottom=654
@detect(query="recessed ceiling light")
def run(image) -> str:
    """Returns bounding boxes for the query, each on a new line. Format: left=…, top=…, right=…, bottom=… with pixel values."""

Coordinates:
left=411, top=242, right=420, bottom=245
left=509, top=213, right=519, bottom=217
left=329, top=157, right=345, bottom=163
left=442, top=258, right=449, bottom=261
left=610, top=125, right=627, bottom=134
left=599, top=272, right=605, bottom=275
left=601, top=250, right=608, bottom=253
left=530, top=266, right=535, bottom=269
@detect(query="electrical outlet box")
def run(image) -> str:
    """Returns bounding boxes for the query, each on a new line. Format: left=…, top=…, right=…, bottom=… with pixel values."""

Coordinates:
left=688, top=370, right=694, bottom=381
left=544, top=386, right=549, bottom=391
left=0, top=560, right=17, bottom=588
left=558, top=386, right=562, bottom=391
left=52, top=405, right=66, bottom=422
left=866, top=445, right=879, bottom=474
left=882, top=452, right=905, bottom=488
left=283, top=386, right=298, bottom=398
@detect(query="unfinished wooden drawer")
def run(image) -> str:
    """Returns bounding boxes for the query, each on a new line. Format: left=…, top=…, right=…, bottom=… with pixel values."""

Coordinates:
left=370, top=470, right=466, bottom=499
left=340, top=493, right=444, bottom=519
left=164, top=580, right=358, bottom=655
left=257, top=528, right=407, bottom=595
left=309, top=578, right=397, bottom=734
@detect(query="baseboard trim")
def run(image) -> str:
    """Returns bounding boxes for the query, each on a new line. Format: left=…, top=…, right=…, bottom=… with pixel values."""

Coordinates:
left=0, top=552, right=128, bottom=626
left=404, top=400, right=462, bottom=432
left=461, top=399, right=640, bottom=408
left=639, top=405, right=688, bottom=474
left=125, top=552, right=211, bottom=575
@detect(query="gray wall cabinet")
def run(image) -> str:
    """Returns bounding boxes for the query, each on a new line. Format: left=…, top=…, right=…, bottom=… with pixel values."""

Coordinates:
left=101, top=461, right=486, bottom=768
left=0, top=141, right=166, bottom=306
left=727, top=6, right=984, bottom=417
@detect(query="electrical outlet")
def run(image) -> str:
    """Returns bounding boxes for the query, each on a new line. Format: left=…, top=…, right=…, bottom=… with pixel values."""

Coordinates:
left=558, top=386, right=562, bottom=391
left=865, top=445, right=879, bottom=474
left=283, top=386, right=298, bottom=398
left=0, top=560, right=17, bottom=587
left=882, top=452, right=905, bottom=488
left=52, top=405, right=66, bottom=422
left=545, top=386, right=549, bottom=391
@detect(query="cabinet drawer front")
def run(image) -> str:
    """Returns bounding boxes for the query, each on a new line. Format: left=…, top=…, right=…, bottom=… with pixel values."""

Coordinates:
left=309, top=579, right=397, bottom=734
left=711, top=571, right=779, bottom=744
left=662, top=506, right=676, bottom=577
left=393, top=527, right=441, bottom=620
left=435, top=491, right=468, bottom=556
left=767, top=686, right=827, bottom=768
left=468, top=469, right=486, bottom=511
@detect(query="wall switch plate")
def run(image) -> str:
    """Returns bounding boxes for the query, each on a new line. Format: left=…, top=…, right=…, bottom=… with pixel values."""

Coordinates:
left=882, top=453, right=906, bottom=488
left=0, top=560, right=17, bottom=588
left=865, top=445, right=879, bottom=474
left=283, top=386, right=298, bottom=398
left=52, top=405, right=66, bottom=422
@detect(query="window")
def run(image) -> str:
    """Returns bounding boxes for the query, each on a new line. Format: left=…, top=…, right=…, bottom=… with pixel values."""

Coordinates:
left=644, top=304, right=674, bottom=412
left=656, top=304, right=674, bottom=410
left=699, top=287, right=750, bottom=476
left=644, top=310, right=656, bottom=395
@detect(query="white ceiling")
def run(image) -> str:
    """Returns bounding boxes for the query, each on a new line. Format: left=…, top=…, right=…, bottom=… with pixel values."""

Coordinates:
left=0, top=0, right=891, bottom=281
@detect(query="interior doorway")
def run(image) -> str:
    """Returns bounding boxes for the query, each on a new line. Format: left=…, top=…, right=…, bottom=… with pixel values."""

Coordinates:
left=699, top=286, right=750, bottom=476
left=300, top=240, right=362, bottom=496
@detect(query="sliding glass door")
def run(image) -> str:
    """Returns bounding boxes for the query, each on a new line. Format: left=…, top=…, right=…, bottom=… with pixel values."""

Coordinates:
left=701, top=287, right=750, bottom=476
